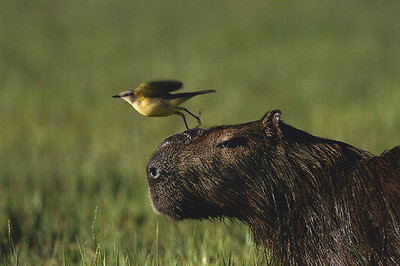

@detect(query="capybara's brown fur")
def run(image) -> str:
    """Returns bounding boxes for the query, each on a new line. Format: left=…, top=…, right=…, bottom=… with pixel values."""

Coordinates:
left=146, top=109, right=400, bottom=264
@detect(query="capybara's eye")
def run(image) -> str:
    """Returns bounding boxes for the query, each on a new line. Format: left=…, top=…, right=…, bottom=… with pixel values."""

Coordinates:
left=217, top=137, right=247, bottom=149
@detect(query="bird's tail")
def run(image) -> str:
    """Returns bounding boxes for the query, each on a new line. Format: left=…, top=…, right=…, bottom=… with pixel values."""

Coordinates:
left=192, top=89, right=217, bottom=95
left=168, top=90, right=216, bottom=106
left=172, top=90, right=216, bottom=99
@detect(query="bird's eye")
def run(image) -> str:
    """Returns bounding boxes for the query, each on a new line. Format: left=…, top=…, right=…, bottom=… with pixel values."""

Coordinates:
left=217, top=137, right=248, bottom=148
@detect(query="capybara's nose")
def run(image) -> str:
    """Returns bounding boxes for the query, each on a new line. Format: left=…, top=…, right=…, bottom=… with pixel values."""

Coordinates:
left=147, top=164, right=161, bottom=179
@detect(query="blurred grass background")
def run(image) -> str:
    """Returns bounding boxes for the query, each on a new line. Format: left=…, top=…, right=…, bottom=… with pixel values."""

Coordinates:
left=1, top=0, right=399, bottom=264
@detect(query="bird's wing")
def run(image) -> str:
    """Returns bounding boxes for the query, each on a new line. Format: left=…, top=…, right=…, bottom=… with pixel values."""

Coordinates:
left=147, top=80, right=184, bottom=92
left=134, top=80, right=184, bottom=99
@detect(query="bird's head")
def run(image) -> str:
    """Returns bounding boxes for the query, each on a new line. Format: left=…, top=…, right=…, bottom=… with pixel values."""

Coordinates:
left=112, top=90, right=137, bottom=104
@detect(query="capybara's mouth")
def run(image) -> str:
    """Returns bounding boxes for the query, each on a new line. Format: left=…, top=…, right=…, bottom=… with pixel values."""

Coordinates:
left=147, top=183, right=185, bottom=221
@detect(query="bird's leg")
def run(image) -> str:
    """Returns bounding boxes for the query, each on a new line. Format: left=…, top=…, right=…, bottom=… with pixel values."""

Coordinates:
left=181, top=107, right=202, bottom=127
left=175, top=112, right=189, bottom=130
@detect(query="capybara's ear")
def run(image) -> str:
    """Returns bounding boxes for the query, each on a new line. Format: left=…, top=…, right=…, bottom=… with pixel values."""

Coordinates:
left=261, top=109, right=282, bottom=137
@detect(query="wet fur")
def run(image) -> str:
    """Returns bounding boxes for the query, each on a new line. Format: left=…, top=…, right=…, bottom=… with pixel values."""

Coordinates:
left=147, top=109, right=400, bottom=264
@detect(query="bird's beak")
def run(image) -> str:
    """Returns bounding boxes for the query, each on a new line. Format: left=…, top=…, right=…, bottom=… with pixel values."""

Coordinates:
left=112, top=95, right=121, bottom=98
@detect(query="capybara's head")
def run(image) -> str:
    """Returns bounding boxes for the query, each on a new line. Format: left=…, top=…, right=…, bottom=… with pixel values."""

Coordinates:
left=146, top=109, right=400, bottom=264
left=146, top=109, right=290, bottom=223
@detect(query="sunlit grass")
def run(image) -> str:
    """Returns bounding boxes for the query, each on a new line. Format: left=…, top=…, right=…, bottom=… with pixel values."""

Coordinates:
left=1, top=0, right=400, bottom=264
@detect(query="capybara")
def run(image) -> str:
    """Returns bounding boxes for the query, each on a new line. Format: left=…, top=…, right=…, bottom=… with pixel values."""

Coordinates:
left=146, top=109, right=400, bottom=265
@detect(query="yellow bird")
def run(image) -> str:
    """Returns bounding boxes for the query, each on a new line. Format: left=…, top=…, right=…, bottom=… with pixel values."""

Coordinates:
left=113, top=80, right=216, bottom=129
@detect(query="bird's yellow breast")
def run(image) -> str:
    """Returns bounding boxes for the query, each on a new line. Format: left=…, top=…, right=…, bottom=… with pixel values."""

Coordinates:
left=131, top=98, right=178, bottom=117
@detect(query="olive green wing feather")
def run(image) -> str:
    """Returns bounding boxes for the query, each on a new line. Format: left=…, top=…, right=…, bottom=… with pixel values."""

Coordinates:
left=147, top=80, right=183, bottom=91
left=135, top=80, right=184, bottom=98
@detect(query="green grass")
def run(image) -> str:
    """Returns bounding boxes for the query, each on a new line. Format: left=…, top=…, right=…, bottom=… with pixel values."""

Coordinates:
left=1, top=0, right=400, bottom=264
